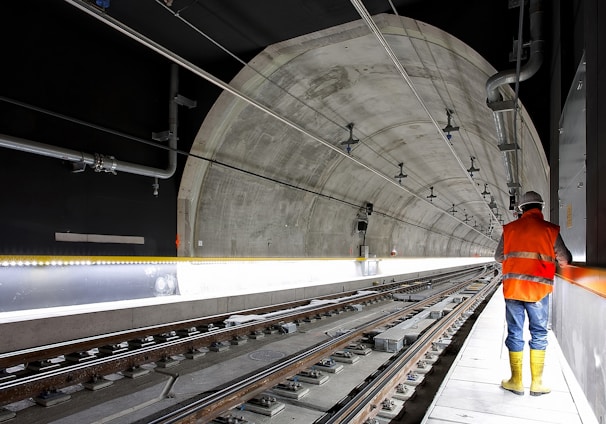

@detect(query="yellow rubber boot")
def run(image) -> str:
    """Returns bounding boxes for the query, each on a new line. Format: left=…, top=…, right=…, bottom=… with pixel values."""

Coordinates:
left=501, top=351, right=524, bottom=395
left=530, top=349, right=551, bottom=396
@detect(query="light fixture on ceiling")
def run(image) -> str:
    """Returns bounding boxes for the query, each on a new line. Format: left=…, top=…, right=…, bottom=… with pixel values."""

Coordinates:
left=481, top=183, right=490, bottom=198
left=394, top=162, right=407, bottom=184
left=442, top=108, right=459, bottom=141
left=340, top=123, right=359, bottom=155
left=467, top=156, right=480, bottom=177
left=427, top=186, right=437, bottom=202
left=463, top=212, right=470, bottom=223
left=449, top=204, right=457, bottom=215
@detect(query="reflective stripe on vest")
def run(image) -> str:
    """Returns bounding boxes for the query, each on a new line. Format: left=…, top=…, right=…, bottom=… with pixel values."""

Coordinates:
left=503, top=251, right=556, bottom=263
left=502, top=272, right=554, bottom=286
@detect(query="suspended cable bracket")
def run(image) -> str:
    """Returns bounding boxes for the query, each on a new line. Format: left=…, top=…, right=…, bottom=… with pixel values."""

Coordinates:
left=394, top=162, right=407, bottom=185
left=481, top=184, right=490, bottom=198
left=340, top=123, right=359, bottom=155
left=442, top=109, right=459, bottom=140
left=467, top=157, right=480, bottom=177
left=427, top=186, right=437, bottom=202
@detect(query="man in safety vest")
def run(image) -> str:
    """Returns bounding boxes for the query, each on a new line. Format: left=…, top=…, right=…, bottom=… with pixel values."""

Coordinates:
left=494, top=190, right=572, bottom=396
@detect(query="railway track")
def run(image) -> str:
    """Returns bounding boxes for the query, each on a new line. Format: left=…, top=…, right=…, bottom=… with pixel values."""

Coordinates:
left=0, top=264, right=497, bottom=423
left=139, top=270, right=498, bottom=423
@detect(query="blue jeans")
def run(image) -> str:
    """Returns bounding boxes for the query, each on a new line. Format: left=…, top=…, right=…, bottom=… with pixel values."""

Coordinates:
left=505, top=295, right=550, bottom=351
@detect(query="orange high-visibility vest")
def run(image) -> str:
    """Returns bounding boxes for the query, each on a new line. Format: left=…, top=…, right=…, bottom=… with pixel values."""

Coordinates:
left=502, top=209, right=560, bottom=302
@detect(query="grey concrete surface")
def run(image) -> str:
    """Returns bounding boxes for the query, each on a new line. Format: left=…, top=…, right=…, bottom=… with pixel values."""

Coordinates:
left=7, top=294, right=399, bottom=423
left=178, top=13, right=548, bottom=259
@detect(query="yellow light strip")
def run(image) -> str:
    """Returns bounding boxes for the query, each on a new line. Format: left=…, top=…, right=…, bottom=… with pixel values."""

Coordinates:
left=0, top=255, right=371, bottom=266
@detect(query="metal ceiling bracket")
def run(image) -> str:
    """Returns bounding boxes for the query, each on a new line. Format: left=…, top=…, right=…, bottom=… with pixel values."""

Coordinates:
left=509, top=39, right=528, bottom=62
left=487, top=100, right=516, bottom=112
left=152, top=131, right=171, bottom=142
left=174, top=94, right=197, bottom=109
left=498, top=143, right=520, bottom=152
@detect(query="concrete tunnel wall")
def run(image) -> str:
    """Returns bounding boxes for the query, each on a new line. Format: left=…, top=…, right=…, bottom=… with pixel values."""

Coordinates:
left=177, top=14, right=548, bottom=259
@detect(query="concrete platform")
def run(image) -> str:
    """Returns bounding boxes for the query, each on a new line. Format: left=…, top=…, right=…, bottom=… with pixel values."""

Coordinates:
left=422, top=289, right=599, bottom=424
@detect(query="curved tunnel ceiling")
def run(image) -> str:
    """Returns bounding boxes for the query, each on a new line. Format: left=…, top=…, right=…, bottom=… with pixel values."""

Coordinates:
left=175, top=12, right=548, bottom=258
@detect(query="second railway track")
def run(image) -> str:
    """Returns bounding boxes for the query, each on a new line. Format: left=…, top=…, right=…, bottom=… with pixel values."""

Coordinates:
left=0, top=264, right=499, bottom=423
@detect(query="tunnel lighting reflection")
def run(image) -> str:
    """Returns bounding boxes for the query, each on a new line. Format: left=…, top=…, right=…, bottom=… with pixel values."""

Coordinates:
left=154, top=274, right=177, bottom=296
left=0, top=260, right=181, bottom=314
left=0, top=256, right=493, bottom=317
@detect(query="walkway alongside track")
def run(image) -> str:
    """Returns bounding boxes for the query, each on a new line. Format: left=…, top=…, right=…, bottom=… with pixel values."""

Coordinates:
left=421, top=289, right=598, bottom=424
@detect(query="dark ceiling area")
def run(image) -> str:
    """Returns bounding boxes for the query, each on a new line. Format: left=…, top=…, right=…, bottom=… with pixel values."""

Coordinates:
left=0, top=0, right=554, bottom=256
left=117, top=0, right=550, bottom=154
left=1, top=0, right=550, bottom=162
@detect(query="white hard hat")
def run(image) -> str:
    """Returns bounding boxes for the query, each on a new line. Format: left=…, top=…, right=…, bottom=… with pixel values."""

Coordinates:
left=518, top=191, right=544, bottom=209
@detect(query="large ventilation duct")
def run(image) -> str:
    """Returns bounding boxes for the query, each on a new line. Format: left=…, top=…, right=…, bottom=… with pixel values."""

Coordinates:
left=486, top=0, right=544, bottom=203
left=0, top=64, right=180, bottom=188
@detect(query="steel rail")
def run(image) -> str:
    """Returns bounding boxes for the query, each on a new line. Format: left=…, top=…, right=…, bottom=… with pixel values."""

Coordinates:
left=131, top=273, right=493, bottom=423
left=0, top=266, right=477, bottom=369
left=325, top=277, right=499, bottom=423
left=0, top=266, right=487, bottom=408
left=0, top=283, right=422, bottom=406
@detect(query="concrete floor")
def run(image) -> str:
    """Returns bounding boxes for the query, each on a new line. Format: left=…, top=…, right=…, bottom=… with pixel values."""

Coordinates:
left=421, top=289, right=598, bottom=424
